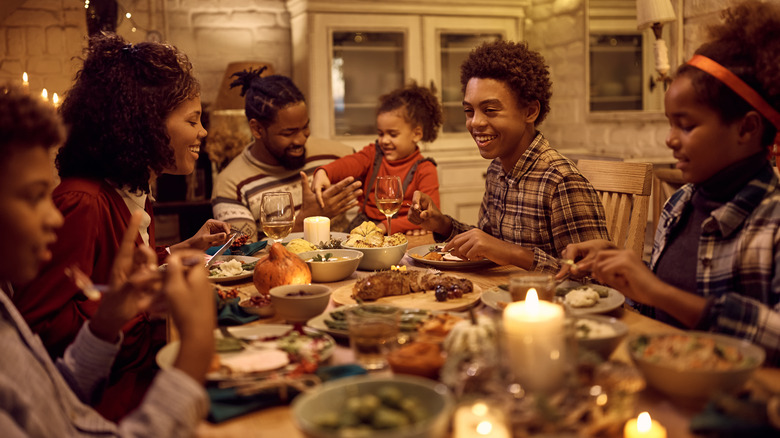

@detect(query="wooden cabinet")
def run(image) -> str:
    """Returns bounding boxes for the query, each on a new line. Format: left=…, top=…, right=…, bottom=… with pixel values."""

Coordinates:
left=288, top=0, right=527, bottom=222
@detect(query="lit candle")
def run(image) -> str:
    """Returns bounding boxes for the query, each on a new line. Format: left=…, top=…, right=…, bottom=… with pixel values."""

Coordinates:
left=52, top=93, right=59, bottom=108
left=624, top=412, right=667, bottom=438
left=502, top=288, right=566, bottom=393
left=303, top=216, right=330, bottom=245
left=41, top=88, right=48, bottom=101
left=22, top=72, right=29, bottom=93
left=452, top=401, right=511, bottom=438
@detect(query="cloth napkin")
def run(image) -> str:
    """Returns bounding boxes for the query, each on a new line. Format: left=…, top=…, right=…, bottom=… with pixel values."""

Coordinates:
left=206, top=240, right=268, bottom=257
left=207, top=364, right=367, bottom=423
left=690, top=399, right=778, bottom=437
left=214, top=293, right=260, bottom=326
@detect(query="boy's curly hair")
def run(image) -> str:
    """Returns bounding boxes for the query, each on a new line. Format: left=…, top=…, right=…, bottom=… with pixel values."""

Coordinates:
left=460, top=40, right=552, bottom=126
left=230, top=67, right=306, bottom=128
left=0, top=86, right=64, bottom=156
left=676, top=0, right=779, bottom=147
left=56, top=32, right=200, bottom=193
left=377, top=82, right=443, bottom=142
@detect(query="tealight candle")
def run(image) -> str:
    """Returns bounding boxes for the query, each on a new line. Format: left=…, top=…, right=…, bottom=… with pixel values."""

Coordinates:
left=453, top=400, right=510, bottom=438
left=303, top=216, right=330, bottom=245
left=22, top=72, right=29, bottom=93
left=502, top=288, right=566, bottom=393
left=52, top=93, right=59, bottom=108
left=41, top=88, right=48, bottom=101
left=624, top=412, right=667, bottom=438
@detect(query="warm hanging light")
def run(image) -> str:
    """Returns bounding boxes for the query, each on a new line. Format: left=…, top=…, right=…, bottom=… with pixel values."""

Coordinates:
left=637, top=0, right=676, bottom=91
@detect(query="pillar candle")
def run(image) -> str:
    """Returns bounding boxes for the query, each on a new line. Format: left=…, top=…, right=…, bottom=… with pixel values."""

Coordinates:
left=303, top=216, right=330, bottom=245
left=624, top=412, right=667, bottom=438
left=502, top=288, right=566, bottom=393
left=452, top=401, right=511, bottom=438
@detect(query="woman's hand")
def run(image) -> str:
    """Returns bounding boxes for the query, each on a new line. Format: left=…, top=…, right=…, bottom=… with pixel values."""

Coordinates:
left=173, top=219, right=231, bottom=252
left=90, top=212, right=163, bottom=343
left=556, top=239, right=617, bottom=280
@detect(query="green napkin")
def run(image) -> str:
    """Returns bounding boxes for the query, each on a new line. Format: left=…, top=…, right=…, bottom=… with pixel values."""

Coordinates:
left=690, top=399, right=778, bottom=437
left=207, top=240, right=267, bottom=257
left=215, top=293, right=260, bottom=326
left=207, top=364, right=367, bottom=423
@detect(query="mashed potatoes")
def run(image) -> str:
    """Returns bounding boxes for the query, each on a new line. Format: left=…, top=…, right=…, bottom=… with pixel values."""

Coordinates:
left=564, top=287, right=601, bottom=308
left=209, top=259, right=245, bottom=277
left=285, top=238, right=318, bottom=254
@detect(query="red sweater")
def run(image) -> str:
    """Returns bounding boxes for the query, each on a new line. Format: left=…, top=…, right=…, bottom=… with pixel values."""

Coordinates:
left=318, top=144, right=440, bottom=233
left=13, top=178, right=167, bottom=421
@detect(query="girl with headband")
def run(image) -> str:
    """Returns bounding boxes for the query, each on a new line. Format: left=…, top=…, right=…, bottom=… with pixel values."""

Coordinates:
left=559, top=0, right=780, bottom=364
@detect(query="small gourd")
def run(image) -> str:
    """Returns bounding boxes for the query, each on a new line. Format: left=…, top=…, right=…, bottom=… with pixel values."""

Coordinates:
left=253, top=242, right=311, bottom=295
left=443, top=314, right=498, bottom=357
left=440, top=313, right=501, bottom=396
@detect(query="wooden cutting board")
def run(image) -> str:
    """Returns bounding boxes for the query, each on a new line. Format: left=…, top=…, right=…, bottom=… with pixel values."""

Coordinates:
left=331, top=280, right=482, bottom=312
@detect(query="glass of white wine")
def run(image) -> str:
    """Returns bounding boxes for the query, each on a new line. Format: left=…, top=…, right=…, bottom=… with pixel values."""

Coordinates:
left=260, top=192, right=295, bottom=245
left=375, top=175, right=403, bottom=235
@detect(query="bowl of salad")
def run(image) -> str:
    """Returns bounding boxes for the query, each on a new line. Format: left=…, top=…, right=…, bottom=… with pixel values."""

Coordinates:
left=628, top=332, right=765, bottom=402
left=297, top=249, right=363, bottom=282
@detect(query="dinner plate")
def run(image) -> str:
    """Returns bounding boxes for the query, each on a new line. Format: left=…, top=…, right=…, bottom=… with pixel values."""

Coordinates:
left=207, top=255, right=260, bottom=283
left=156, top=324, right=335, bottom=381
left=331, top=280, right=482, bottom=312
left=480, top=281, right=626, bottom=315
left=406, top=244, right=495, bottom=269
left=280, top=232, right=350, bottom=244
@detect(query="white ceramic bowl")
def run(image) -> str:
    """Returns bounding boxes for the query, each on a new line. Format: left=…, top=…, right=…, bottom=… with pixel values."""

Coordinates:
left=628, top=331, right=765, bottom=402
left=269, top=284, right=331, bottom=323
left=342, top=241, right=409, bottom=271
left=292, top=374, right=454, bottom=438
left=573, top=315, right=628, bottom=359
left=297, top=249, right=363, bottom=282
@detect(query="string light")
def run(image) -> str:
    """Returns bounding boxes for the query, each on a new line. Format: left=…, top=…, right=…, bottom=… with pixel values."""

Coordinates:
left=83, top=0, right=145, bottom=33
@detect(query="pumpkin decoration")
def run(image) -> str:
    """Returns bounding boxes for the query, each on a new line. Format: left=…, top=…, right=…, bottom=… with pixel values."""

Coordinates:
left=440, top=312, right=501, bottom=396
left=253, top=242, right=311, bottom=295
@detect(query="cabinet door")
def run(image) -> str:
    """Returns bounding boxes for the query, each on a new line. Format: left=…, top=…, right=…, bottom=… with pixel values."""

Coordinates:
left=422, top=16, right=519, bottom=150
left=310, top=14, right=423, bottom=142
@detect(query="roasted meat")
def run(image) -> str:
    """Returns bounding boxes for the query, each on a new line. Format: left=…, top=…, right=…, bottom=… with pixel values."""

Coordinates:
left=353, top=270, right=473, bottom=301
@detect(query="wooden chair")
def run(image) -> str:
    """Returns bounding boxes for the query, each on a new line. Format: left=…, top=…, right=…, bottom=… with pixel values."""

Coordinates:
left=652, top=167, right=685, bottom=234
left=576, top=160, right=653, bottom=258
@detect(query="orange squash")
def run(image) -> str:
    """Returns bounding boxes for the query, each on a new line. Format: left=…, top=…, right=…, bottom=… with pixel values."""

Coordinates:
left=253, top=242, right=312, bottom=295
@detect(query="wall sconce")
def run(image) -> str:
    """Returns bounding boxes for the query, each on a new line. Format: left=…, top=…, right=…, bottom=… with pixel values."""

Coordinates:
left=637, top=0, right=676, bottom=91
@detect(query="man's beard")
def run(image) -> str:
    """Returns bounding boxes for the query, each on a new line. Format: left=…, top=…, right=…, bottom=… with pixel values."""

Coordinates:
left=279, top=149, right=306, bottom=170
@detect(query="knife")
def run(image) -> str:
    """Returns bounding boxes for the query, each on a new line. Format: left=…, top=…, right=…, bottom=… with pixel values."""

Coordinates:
left=205, top=232, right=239, bottom=268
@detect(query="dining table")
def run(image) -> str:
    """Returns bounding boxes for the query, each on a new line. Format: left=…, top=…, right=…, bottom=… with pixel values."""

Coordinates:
left=188, top=233, right=780, bottom=437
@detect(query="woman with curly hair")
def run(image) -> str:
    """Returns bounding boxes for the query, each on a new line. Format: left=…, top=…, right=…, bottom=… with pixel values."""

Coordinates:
left=13, top=32, right=229, bottom=420
left=312, top=82, right=442, bottom=234
left=410, top=41, right=609, bottom=272
left=560, top=0, right=780, bottom=364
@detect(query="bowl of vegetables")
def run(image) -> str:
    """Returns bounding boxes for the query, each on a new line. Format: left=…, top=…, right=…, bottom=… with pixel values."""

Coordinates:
left=628, top=332, right=765, bottom=402
left=292, top=374, right=454, bottom=438
left=572, top=315, right=628, bottom=359
left=297, top=249, right=363, bottom=282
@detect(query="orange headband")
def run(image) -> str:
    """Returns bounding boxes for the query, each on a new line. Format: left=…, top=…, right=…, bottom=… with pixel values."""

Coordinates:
left=687, top=55, right=780, bottom=159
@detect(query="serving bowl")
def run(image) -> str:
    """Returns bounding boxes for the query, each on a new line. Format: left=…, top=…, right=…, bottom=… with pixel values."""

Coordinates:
left=297, top=249, right=363, bottom=282
left=572, top=315, right=628, bottom=359
left=342, top=241, right=408, bottom=271
left=292, top=374, right=454, bottom=438
left=269, top=284, right=331, bottom=323
left=628, top=331, right=765, bottom=402
left=239, top=295, right=275, bottom=317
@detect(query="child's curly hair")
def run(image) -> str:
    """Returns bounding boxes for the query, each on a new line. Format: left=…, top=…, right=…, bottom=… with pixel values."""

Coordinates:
left=676, top=0, right=779, bottom=147
left=0, top=85, right=64, bottom=156
left=460, top=40, right=552, bottom=126
left=230, top=67, right=306, bottom=128
left=377, top=82, right=443, bottom=143
left=56, top=33, right=200, bottom=193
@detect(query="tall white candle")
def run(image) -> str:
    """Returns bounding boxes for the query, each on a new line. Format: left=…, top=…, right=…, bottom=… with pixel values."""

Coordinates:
left=502, top=288, right=566, bottom=393
left=303, top=216, right=330, bottom=245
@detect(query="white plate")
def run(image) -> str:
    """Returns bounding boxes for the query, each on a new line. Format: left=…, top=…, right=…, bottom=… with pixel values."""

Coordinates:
left=279, top=232, right=350, bottom=244
left=406, top=244, right=495, bottom=269
left=207, top=255, right=260, bottom=283
left=156, top=324, right=335, bottom=381
left=480, top=281, right=626, bottom=315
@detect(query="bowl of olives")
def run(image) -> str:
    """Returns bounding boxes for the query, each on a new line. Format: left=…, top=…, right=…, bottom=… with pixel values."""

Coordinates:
left=291, top=374, right=454, bottom=438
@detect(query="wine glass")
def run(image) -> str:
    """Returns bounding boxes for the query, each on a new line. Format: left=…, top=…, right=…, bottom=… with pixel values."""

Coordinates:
left=374, top=176, right=403, bottom=235
left=260, top=192, right=295, bottom=245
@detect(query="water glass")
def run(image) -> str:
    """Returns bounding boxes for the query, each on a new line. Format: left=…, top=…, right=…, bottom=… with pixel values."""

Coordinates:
left=346, top=304, right=401, bottom=370
left=509, top=273, right=556, bottom=302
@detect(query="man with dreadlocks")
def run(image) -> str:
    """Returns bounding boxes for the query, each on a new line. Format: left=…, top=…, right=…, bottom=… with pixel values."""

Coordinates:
left=211, top=68, right=361, bottom=241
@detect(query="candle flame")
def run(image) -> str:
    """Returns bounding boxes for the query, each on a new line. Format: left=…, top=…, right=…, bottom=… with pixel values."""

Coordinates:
left=476, top=420, right=493, bottom=435
left=41, top=88, right=48, bottom=101
left=52, top=93, right=59, bottom=106
left=526, top=287, right=539, bottom=311
left=22, top=72, right=28, bottom=83
left=471, top=402, right=488, bottom=416
left=637, top=412, right=652, bottom=432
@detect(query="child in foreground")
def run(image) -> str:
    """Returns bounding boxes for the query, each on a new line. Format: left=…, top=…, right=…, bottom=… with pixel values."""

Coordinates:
left=312, top=82, right=443, bottom=235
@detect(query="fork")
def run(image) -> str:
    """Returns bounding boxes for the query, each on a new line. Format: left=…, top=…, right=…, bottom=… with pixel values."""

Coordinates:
left=65, top=265, right=109, bottom=301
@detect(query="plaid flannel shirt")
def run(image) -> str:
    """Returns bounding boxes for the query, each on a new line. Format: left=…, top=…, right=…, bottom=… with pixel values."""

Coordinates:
left=650, top=163, right=780, bottom=365
left=444, top=132, right=610, bottom=273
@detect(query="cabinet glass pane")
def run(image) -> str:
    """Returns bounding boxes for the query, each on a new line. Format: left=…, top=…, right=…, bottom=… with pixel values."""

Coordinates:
left=332, top=32, right=405, bottom=136
left=589, top=34, right=643, bottom=112
left=440, top=33, right=502, bottom=133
